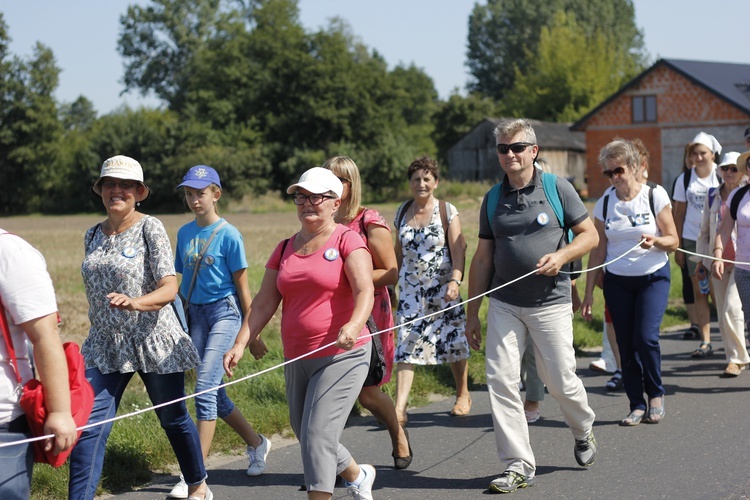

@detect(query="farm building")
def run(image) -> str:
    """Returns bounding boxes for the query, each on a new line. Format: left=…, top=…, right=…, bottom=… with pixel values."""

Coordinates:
left=572, top=58, right=750, bottom=198
left=446, top=118, right=586, bottom=188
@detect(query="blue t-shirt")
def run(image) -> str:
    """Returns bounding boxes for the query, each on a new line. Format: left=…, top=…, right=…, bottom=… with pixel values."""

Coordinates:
left=175, top=219, right=248, bottom=305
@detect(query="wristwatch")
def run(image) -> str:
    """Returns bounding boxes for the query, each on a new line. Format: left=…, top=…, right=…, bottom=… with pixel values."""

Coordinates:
left=448, top=278, right=462, bottom=286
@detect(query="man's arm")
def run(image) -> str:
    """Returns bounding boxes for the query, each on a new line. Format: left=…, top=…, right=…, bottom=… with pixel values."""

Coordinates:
left=536, top=217, right=598, bottom=276
left=466, top=238, right=494, bottom=351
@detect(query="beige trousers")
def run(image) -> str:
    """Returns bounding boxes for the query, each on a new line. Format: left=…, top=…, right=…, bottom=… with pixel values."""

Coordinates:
left=485, top=298, right=595, bottom=478
left=711, top=267, right=750, bottom=364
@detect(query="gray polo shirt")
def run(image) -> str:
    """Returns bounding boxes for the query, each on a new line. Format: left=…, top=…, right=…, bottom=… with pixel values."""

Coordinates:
left=478, top=169, right=589, bottom=307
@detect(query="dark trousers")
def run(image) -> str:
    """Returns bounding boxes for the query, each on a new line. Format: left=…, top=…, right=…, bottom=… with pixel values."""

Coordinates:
left=604, top=264, right=670, bottom=411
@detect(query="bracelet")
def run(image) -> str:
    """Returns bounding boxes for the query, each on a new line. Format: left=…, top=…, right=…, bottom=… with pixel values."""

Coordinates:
left=448, top=278, right=462, bottom=286
left=713, top=247, right=723, bottom=253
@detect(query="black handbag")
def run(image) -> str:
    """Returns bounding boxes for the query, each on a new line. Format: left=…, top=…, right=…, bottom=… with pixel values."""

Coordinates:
left=362, top=315, right=385, bottom=387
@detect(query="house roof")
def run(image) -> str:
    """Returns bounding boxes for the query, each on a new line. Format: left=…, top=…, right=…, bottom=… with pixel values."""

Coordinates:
left=485, top=118, right=586, bottom=151
left=571, top=58, right=750, bottom=131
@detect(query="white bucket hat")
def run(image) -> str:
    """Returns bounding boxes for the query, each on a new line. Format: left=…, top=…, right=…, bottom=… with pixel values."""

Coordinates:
left=286, top=167, right=343, bottom=198
left=91, top=155, right=151, bottom=201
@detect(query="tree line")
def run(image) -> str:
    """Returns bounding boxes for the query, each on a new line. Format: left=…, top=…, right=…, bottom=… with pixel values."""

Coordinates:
left=0, top=0, right=646, bottom=214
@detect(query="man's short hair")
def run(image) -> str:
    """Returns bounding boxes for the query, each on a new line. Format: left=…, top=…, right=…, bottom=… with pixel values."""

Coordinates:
left=493, top=119, right=537, bottom=144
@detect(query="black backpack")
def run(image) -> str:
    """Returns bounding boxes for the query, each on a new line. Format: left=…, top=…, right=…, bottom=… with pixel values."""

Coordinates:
left=602, top=181, right=658, bottom=222
left=729, top=184, right=750, bottom=221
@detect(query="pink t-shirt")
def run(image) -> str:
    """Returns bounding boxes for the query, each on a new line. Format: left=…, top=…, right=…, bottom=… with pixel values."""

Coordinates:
left=728, top=187, right=750, bottom=271
left=267, top=224, right=371, bottom=359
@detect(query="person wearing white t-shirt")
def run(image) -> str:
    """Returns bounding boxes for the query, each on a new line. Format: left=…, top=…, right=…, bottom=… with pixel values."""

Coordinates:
left=582, top=140, right=679, bottom=426
left=0, top=230, right=76, bottom=498
left=672, top=132, right=721, bottom=358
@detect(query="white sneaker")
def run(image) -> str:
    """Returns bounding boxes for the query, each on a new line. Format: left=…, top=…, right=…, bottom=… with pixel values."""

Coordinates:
left=346, top=464, right=376, bottom=500
left=168, top=475, right=188, bottom=499
left=588, top=357, right=615, bottom=374
left=246, top=434, right=271, bottom=476
left=187, top=485, right=212, bottom=500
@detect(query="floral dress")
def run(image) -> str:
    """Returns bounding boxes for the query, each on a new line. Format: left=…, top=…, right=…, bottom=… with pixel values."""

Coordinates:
left=81, top=216, right=200, bottom=374
left=395, top=201, right=470, bottom=365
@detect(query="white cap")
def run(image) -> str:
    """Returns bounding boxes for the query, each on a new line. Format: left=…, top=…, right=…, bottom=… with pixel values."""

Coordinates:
left=286, top=167, right=343, bottom=198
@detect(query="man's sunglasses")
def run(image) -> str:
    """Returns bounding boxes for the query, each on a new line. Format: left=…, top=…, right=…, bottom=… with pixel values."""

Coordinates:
left=720, top=165, right=739, bottom=173
left=602, top=167, right=626, bottom=179
left=496, top=142, right=534, bottom=155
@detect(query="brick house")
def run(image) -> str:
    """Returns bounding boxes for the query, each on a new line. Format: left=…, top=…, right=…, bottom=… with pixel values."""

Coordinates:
left=571, top=58, right=750, bottom=198
left=447, top=118, right=586, bottom=187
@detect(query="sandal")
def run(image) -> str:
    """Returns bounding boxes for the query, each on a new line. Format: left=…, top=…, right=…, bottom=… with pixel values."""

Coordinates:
left=690, top=342, right=713, bottom=358
left=619, top=410, right=645, bottom=426
left=451, top=395, right=472, bottom=416
left=645, top=397, right=665, bottom=424
left=605, top=370, right=623, bottom=391
left=683, top=324, right=700, bottom=340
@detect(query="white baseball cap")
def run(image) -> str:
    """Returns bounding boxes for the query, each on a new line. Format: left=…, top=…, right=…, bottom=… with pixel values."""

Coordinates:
left=286, top=167, right=343, bottom=198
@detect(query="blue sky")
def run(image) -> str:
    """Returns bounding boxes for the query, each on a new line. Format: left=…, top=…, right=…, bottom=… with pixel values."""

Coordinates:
left=2, top=0, right=748, bottom=114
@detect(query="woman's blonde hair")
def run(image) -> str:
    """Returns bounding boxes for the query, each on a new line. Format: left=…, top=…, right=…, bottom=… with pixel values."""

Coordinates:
left=321, top=156, right=362, bottom=222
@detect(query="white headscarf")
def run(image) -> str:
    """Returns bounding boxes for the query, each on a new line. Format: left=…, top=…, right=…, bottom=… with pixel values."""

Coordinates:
left=690, top=132, right=722, bottom=155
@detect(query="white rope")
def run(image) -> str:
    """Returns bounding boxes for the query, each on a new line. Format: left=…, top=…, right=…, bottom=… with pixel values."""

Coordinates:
left=675, top=246, right=750, bottom=267
left=0, top=238, right=654, bottom=449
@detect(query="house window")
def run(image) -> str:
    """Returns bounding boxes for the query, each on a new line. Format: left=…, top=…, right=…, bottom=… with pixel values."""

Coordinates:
left=632, top=95, right=657, bottom=123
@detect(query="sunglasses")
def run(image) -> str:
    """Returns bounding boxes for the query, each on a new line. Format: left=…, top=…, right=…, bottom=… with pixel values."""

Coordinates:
left=720, top=165, right=739, bottom=173
left=292, top=193, right=335, bottom=206
left=602, top=167, right=626, bottom=179
left=496, top=142, right=534, bottom=155
left=101, top=180, right=139, bottom=190
left=337, top=176, right=350, bottom=184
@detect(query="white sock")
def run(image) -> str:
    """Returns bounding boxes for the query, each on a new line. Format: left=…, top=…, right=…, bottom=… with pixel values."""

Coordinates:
left=351, top=466, right=367, bottom=487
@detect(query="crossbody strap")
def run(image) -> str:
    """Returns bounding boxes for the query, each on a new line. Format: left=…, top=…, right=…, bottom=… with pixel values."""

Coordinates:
left=185, top=220, right=228, bottom=305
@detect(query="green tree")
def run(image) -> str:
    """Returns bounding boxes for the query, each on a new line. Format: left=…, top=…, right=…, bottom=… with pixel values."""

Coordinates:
left=466, top=0, right=646, bottom=100
left=0, top=24, right=63, bottom=214
left=503, top=10, right=641, bottom=122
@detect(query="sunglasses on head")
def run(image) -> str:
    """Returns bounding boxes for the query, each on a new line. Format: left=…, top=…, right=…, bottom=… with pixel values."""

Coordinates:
left=602, top=166, right=626, bottom=179
left=496, top=142, right=534, bottom=155
left=720, top=165, right=738, bottom=173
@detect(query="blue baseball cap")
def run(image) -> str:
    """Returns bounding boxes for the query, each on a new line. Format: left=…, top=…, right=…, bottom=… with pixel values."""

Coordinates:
left=177, top=165, right=222, bottom=189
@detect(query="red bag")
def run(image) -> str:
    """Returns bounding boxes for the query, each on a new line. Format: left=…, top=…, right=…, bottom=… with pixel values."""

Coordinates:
left=1, top=309, right=94, bottom=467
left=19, top=342, right=94, bottom=466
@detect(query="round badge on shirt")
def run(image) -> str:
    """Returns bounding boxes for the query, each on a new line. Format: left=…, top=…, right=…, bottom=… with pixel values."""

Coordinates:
left=203, top=255, right=215, bottom=266
left=324, top=248, right=339, bottom=261
left=122, top=247, right=137, bottom=258
left=537, top=212, right=550, bottom=226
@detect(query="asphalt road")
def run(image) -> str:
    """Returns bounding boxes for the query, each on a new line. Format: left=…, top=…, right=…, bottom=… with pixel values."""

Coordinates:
left=107, top=323, right=750, bottom=499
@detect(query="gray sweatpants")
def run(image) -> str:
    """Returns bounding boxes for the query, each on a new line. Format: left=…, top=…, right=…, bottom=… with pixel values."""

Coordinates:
left=284, top=342, right=370, bottom=493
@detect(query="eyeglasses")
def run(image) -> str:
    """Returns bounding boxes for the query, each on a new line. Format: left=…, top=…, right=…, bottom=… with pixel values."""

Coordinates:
left=720, top=165, right=739, bottom=173
left=337, top=176, right=350, bottom=184
left=292, top=193, right=335, bottom=206
left=602, top=167, right=627, bottom=179
left=101, top=180, right=139, bottom=190
left=496, top=142, right=534, bottom=155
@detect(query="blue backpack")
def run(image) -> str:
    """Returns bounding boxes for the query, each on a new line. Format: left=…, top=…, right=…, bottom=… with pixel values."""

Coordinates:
left=485, top=171, right=582, bottom=280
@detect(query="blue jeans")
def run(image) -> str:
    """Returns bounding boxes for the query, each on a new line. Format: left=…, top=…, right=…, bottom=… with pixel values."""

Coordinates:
left=604, top=264, right=670, bottom=412
left=68, top=368, right=206, bottom=500
left=0, top=419, right=33, bottom=500
left=188, top=294, right=242, bottom=421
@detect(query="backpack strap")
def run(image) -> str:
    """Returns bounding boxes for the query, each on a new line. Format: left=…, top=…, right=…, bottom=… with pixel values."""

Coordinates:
left=602, top=186, right=613, bottom=222
left=645, top=181, right=657, bottom=219
left=394, top=200, right=414, bottom=231
left=730, top=184, right=750, bottom=221
left=683, top=168, right=691, bottom=194
left=485, top=183, right=502, bottom=236
left=439, top=200, right=451, bottom=263
left=541, top=172, right=564, bottom=229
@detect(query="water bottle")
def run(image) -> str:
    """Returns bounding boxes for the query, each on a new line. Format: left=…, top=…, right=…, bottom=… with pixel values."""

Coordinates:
left=697, top=266, right=710, bottom=295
